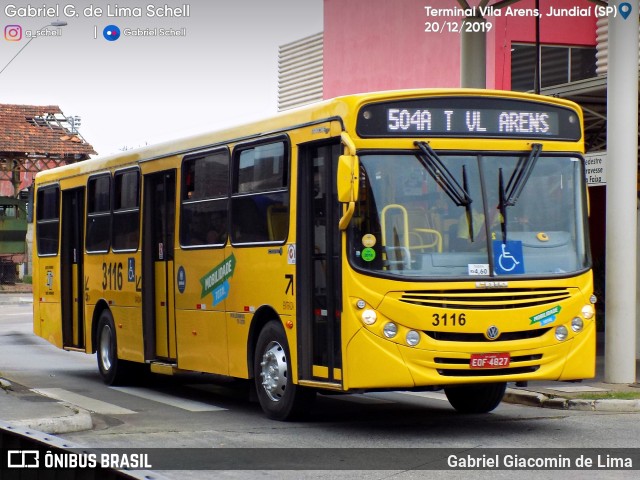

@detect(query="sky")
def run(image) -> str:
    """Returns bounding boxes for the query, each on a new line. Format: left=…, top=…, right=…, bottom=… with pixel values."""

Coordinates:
left=0, top=0, right=323, bottom=155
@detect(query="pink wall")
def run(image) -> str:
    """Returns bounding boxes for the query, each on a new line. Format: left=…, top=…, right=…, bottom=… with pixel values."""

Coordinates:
left=323, top=0, right=597, bottom=97
left=324, top=0, right=459, bottom=97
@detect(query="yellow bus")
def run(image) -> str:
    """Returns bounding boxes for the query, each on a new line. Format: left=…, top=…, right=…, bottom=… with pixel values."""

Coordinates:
left=33, top=89, right=595, bottom=420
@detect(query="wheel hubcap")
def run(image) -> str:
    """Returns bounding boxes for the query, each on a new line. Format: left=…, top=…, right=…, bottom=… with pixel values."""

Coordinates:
left=259, top=341, right=287, bottom=402
left=99, top=324, right=113, bottom=371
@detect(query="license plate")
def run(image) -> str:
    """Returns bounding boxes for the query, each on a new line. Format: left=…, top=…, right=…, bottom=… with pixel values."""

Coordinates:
left=469, top=352, right=511, bottom=369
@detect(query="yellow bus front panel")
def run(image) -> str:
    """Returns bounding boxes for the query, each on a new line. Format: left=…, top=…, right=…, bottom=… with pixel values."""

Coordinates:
left=341, top=270, right=595, bottom=390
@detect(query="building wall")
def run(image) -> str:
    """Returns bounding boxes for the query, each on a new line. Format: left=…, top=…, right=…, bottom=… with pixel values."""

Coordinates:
left=490, top=0, right=597, bottom=90
left=323, top=0, right=597, bottom=97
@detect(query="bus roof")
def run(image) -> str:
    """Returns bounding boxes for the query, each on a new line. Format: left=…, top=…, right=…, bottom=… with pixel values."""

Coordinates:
left=34, top=88, right=582, bottom=185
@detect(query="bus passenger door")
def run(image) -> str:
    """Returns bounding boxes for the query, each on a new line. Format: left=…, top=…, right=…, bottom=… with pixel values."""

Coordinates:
left=61, top=187, right=85, bottom=349
left=297, top=141, right=343, bottom=385
left=142, top=170, right=177, bottom=362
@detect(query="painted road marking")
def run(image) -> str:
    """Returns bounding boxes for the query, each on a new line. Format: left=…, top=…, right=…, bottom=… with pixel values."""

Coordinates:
left=398, top=391, right=448, bottom=401
left=32, top=388, right=136, bottom=415
left=110, top=386, right=227, bottom=412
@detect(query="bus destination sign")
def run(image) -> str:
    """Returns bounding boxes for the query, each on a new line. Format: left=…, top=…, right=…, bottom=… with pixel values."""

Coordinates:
left=356, top=96, right=581, bottom=141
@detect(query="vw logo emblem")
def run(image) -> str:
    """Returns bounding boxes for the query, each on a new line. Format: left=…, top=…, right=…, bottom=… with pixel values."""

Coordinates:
left=486, top=326, right=500, bottom=341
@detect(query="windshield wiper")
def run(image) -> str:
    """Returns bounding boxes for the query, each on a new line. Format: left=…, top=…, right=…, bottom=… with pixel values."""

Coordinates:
left=498, top=143, right=542, bottom=241
left=414, top=141, right=475, bottom=239
left=415, top=141, right=472, bottom=207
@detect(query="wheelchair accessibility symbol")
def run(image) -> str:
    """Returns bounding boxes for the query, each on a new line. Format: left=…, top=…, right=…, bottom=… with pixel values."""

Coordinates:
left=128, top=258, right=136, bottom=282
left=493, top=240, right=525, bottom=275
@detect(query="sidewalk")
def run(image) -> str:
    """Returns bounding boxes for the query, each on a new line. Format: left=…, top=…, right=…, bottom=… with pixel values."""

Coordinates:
left=504, top=330, right=640, bottom=411
left=0, top=378, right=93, bottom=434
left=1, top=287, right=92, bottom=434
left=504, top=348, right=640, bottom=412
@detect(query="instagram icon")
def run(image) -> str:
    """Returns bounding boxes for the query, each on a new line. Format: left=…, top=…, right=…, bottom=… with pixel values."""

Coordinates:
left=4, top=25, right=22, bottom=41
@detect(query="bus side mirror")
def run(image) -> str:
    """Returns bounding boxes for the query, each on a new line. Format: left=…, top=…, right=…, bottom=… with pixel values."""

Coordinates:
left=337, top=154, right=359, bottom=203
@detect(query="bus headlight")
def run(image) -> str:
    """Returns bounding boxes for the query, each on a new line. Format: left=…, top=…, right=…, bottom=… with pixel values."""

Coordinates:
left=581, top=304, right=595, bottom=319
left=571, top=317, right=584, bottom=332
left=361, top=309, right=377, bottom=325
left=383, top=322, right=398, bottom=338
left=406, top=330, right=421, bottom=346
left=555, top=325, right=568, bottom=341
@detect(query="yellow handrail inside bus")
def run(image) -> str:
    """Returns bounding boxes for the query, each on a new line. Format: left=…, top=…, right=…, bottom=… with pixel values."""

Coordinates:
left=381, top=204, right=410, bottom=250
left=381, top=204, right=443, bottom=253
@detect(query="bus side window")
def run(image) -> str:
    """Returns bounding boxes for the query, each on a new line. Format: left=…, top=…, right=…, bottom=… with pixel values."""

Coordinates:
left=112, top=169, right=140, bottom=251
left=231, top=140, right=289, bottom=244
left=36, top=186, right=60, bottom=256
left=180, top=149, right=229, bottom=247
left=86, top=174, right=111, bottom=253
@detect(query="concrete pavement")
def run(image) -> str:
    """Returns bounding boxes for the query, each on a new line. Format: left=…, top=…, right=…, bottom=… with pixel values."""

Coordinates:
left=504, top=354, right=640, bottom=412
left=0, top=378, right=93, bottom=434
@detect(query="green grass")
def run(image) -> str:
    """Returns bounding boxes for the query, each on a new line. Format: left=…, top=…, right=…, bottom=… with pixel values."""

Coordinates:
left=576, top=391, right=640, bottom=400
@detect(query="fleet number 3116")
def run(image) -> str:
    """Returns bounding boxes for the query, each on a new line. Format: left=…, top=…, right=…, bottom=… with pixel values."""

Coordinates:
left=432, top=312, right=467, bottom=327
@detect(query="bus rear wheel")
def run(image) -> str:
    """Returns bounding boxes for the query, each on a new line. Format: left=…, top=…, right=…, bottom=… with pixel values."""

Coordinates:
left=444, top=382, right=506, bottom=414
left=254, top=321, right=315, bottom=420
left=96, top=310, right=135, bottom=385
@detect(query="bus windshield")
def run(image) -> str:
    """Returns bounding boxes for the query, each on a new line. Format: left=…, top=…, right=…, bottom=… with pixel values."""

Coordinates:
left=349, top=151, right=589, bottom=279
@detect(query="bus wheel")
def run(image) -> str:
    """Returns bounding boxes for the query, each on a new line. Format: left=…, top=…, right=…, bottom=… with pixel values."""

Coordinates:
left=444, top=382, right=506, bottom=414
left=254, top=321, right=315, bottom=420
left=96, top=310, right=131, bottom=385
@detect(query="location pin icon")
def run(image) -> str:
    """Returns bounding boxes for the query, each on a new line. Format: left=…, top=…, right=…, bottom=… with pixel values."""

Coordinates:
left=620, top=2, right=632, bottom=20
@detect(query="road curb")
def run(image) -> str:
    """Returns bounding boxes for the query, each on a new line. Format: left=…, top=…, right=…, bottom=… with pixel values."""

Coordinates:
left=8, top=404, right=94, bottom=435
left=505, top=388, right=640, bottom=412
left=1, top=378, right=93, bottom=434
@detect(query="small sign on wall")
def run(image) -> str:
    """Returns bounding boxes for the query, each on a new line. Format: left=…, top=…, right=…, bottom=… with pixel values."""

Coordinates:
left=584, top=151, right=606, bottom=187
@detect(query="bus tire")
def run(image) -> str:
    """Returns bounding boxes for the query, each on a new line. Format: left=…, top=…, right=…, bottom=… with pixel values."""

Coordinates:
left=444, top=382, right=506, bottom=414
left=96, top=309, right=132, bottom=385
left=254, top=321, right=315, bottom=420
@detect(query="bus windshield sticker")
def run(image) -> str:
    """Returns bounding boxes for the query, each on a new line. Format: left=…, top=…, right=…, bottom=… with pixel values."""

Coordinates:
left=468, top=264, right=489, bottom=276
left=199, top=254, right=236, bottom=306
left=492, top=240, right=525, bottom=275
left=530, top=305, right=562, bottom=326
left=361, top=247, right=376, bottom=262
left=362, top=234, right=377, bottom=247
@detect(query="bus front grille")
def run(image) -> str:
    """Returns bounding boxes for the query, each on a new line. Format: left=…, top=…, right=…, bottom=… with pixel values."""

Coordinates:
left=424, top=328, right=552, bottom=342
left=434, top=354, right=542, bottom=377
left=434, top=354, right=543, bottom=364
left=399, top=288, right=572, bottom=310
left=437, top=366, right=540, bottom=377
